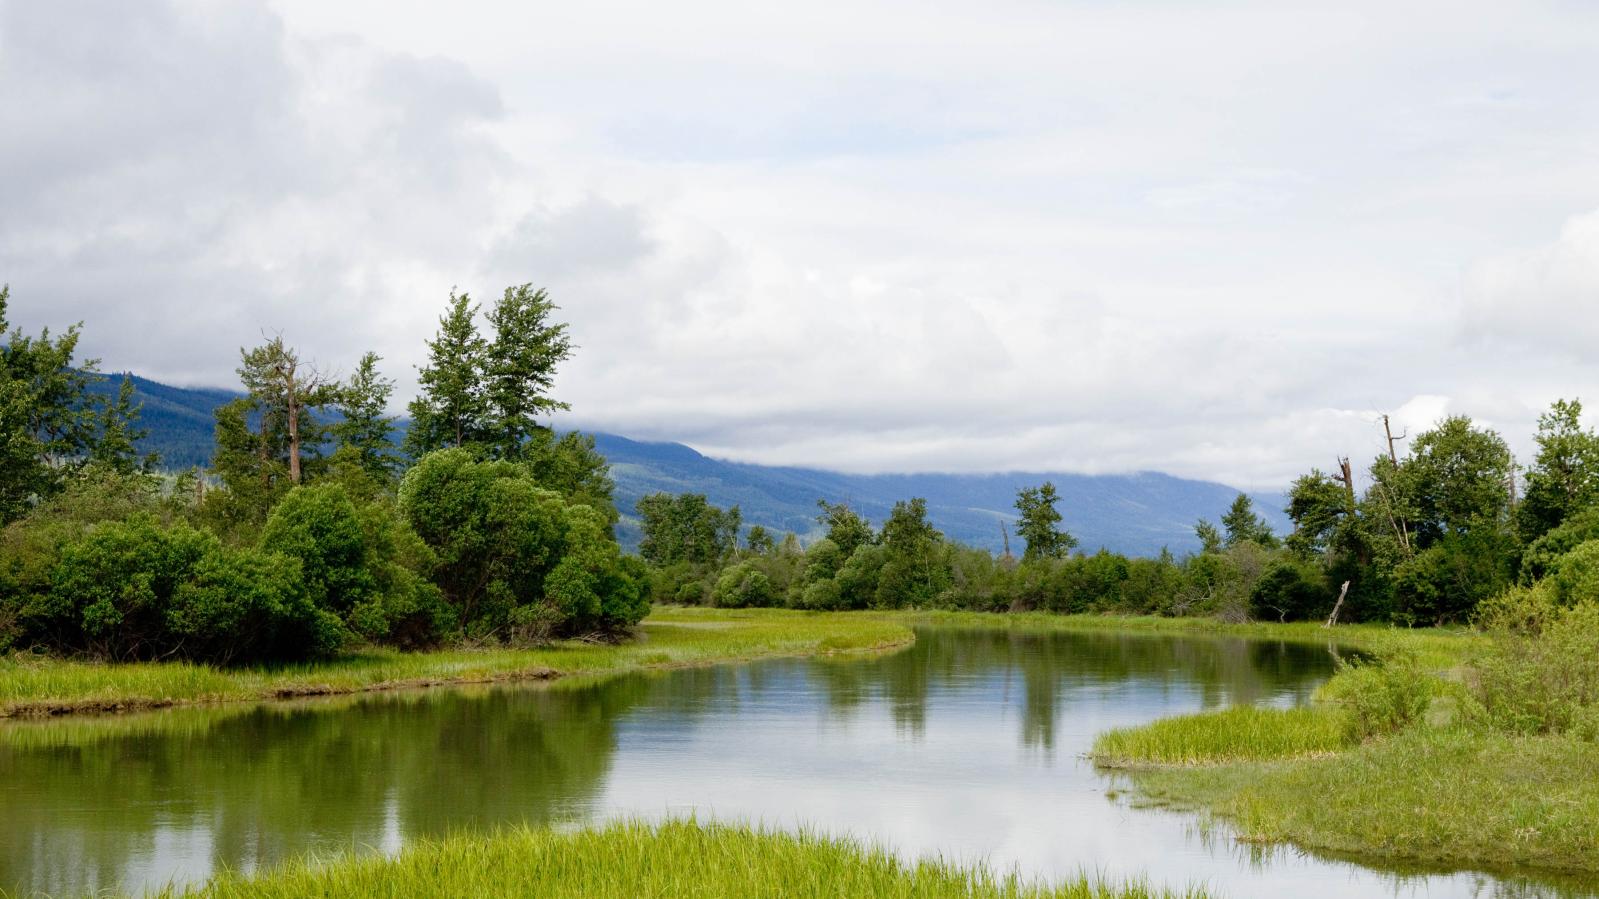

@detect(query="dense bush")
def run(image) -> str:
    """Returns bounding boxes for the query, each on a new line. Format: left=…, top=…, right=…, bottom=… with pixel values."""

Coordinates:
left=710, top=561, right=777, bottom=608
left=259, top=484, right=453, bottom=648
left=1469, top=584, right=1599, bottom=739
left=21, top=515, right=340, bottom=664
left=398, top=449, right=648, bottom=641
left=1320, top=653, right=1433, bottom=741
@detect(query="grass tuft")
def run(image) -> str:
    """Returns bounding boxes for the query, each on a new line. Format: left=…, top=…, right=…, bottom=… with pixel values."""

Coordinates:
left=161, top=818, right=1212, bottom=899
left=1093, top=705, right=1351, bottom=767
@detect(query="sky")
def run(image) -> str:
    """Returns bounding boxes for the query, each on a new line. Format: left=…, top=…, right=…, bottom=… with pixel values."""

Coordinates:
left=3, top=0, right=1599, bottom=488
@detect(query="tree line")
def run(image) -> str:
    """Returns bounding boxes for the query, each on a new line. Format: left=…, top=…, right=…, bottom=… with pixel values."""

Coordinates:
left=0, top=284, right=646, bottom=664
left=634, top=405, right=1599, bottom=627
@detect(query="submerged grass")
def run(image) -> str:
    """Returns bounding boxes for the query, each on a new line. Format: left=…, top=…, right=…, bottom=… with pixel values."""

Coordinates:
left=1093, top=705, right=1351, bottom=767
left=1130, top=728, right=1599, bottom=874
left=0, top=607, right=911, bottom=718
left=162, top=818, right=1212, bottom=899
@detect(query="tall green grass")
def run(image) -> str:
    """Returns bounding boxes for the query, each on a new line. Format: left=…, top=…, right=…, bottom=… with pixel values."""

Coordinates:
left=1093, top=705, right=1350, bottom=767
left=0, top=607, right=912, bottom=717
left=162, top=819, right=1211, bottom=899
left=1131, top=729, right=1599, bottom=874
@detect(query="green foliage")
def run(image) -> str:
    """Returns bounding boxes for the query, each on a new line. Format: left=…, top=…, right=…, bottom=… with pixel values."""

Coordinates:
left=1248, top=559, right=1328, bottom=622
left=19, top=515, right=338, bottom=664
left=398, top=449, right=644, bottom=640
left=1014, top=482, right=1076, bottom=560
left=1219, top=493, right=1278, bottom=549
left=331, top=352, right=401, bottom=483
left=1469, top=588, right=1599, bottom=739
left=636, top=492, right=740, bottom=567
left=1319, top=654, right=1432, bottom=741
left=874, top=498, right=950, bottom=608
left=1517, top=398, right=1599, bottom=543
left=1520, top=503, right=1599, bottom=582
left=1391, top=530, right=1515, bottom=626
left=406, top=290, right=488, bottom=457
left=482, top=284, right=572, bottom=461
left=0, top=286, right=149, bottom=524
left=1285, top=470, right=1351, bottom=558
left=745, top=524, right=775, bottom=555
left=711, top=560, right=778, bottom=608
left=815, top=500, right=874, bottom=557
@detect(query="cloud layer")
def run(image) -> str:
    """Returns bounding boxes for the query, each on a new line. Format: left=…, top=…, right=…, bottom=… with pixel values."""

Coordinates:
left=5, top=0, right=1599, bottom=487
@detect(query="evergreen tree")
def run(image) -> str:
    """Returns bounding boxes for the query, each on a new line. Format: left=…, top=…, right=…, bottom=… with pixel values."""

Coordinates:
left=483, top=284, right=572, bottom=460
left=406, top=290, right=487, bottom=457
left=87, top=375, right=153, bottom=475
left=0, top=286, right=144, bottom=523
left=332, top=351, right=400, bottom=481
left=1014, top=482, right=1077, bottom=560
left=1221, top=493, right=1278, bottom=548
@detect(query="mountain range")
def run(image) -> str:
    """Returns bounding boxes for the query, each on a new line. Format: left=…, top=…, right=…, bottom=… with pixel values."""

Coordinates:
left=91, top=373, right=1290, bottom=556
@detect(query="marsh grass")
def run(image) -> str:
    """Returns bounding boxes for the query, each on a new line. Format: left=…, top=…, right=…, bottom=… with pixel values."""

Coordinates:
left=0, top=607, right=911, bottom=718
left=1092, top=706, right=1351, bottom=767
left=161, top=818, right=1212, bottom=899
left=1130, top=729, right=1599, bottom=874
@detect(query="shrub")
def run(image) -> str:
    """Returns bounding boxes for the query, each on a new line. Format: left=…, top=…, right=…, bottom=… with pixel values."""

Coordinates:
left=167, top=548, right=343, bottom=664
left=711, top=561, right=777, bottom=608
left=1249, top=559, right=1329, bottom=622
left=1319, top=653, right=1433, bottom=741
left=1468, top=592, right=1599, bottom=738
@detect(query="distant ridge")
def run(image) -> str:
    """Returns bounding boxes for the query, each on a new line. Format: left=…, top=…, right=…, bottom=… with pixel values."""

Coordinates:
left=98, top=375, right=1289, bottom=557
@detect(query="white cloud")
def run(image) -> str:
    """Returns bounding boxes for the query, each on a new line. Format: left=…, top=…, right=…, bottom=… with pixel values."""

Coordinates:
left=5, top=0, right=1599, bottom=488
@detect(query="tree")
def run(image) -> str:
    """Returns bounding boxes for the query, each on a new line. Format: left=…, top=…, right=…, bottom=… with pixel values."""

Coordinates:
left=0, top=286, right=144, bottom=523
left=1193, top=520, right=1223, bottom=554
left=746, top=525, right=776, bottom=555
left=637, top=493, right=741, bottom=566
left=87, top=376, right=154, bottom=475
left=331, top=352, right=400, bottom=482
left=1518, top=399, right=1599, bottom=542
left=1221, top=494, right=1278, bottom=548
left=483, top=284, right=573, bottom=460
left=1393, top=415, right=1514, bottom=547
left=1014, top=482, right=1077, bottom=561
left=406, top=290, right=487, bottom=456
left=1285, top=470, right=1351, bottom=558
left=816, top=500, right=875, bottom=557
left=875, top=497, right=950, bottom=608
left=236, top=336, right=335, bottom=486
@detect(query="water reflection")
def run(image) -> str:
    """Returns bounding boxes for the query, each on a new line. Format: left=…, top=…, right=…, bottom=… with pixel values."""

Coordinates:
left=0, top=626, right=1589, bottom=897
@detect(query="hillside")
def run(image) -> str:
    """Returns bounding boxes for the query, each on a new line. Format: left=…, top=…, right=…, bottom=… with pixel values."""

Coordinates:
left=100, top=375, right=1288, bottom=557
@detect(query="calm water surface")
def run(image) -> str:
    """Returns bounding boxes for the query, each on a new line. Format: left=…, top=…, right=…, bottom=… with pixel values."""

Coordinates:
left=1, top=626, right=1591, bottom=897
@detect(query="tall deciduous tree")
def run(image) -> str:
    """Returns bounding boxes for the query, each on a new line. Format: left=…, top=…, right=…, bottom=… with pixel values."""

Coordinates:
left=816, top=500, right=875, bottom=557
left=637, top=493, right=741, bottom=566
left=483, top=284, right=572, bottom=460
left=406, top=290, right=487, bottom=457
left=1014, top=482, right=1076, bottom=561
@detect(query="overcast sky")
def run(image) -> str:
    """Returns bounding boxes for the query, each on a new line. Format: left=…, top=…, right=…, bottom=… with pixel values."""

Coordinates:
left=4, top=0, right=1599, bottom=487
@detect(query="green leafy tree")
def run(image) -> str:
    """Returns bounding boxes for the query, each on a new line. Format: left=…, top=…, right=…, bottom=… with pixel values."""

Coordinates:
left=816, top=500, right=875, bottom=557
left=1193, top=520, right=1223, bottom=554
left=88, top=376, right=154, bottom=474
left=0, top=286, right=144, bottom=523
left=331, top=352, right=401, bottom=483
left=1221, top=494, right=1278, bottom=549
left=1014, top=482, right=1077, bottom=561
left=1518, top=399, right=1599, bottom=542
left=1393, top=415, right=1514, bottom=547
left=523, top=430, right=618, bottom=526
left=1285, top=470, right=1351, bottom=558
left=637, top=493, right=741, bottom=566
left=406, top=290, right=488, bottom=456
left=237, top=336, right=335, bottom=486
left=875, top=497, right=950, bottom=608
left=483, top=284, right=573, bottom=460
left=745, top=525, right=776, bottom=555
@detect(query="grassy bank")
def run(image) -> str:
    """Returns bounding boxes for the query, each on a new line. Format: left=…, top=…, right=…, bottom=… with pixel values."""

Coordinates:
left=1126, top=728, right=1599, bottom=874
left=160, top=818, right=1209, bottom=899
left=0, top=607, right=911, bottom=718
left=1087, top=621, right=1599, bottom=877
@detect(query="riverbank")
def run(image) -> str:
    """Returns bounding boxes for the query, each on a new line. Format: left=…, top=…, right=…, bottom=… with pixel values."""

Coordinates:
left=1088, top=626, right=1599, bottom=877
left=158, top=818, right=1208, bottom=899
left=0, top=607, right=911, bottom=718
